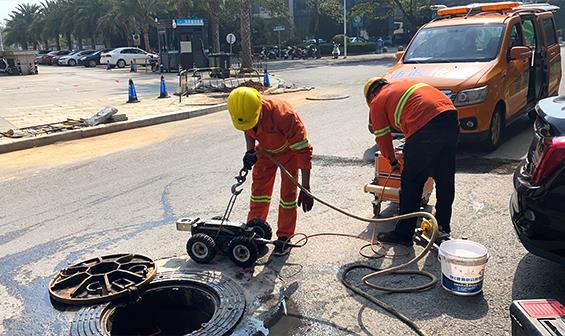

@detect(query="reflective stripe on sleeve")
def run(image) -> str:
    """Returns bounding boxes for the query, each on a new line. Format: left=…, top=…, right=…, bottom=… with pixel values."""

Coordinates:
left=373, top=126, right=391, bottom=138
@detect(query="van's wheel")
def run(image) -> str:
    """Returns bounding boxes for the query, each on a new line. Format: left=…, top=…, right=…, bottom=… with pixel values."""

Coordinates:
left=186, top=233, right=217, bottom=264
left=482, top=107, right=504, bottom=151
left=247, top=218, right=272, bottom=240
left=229, top=237, right=258, bottom=268
left=117, top=59, right=126, bottom=68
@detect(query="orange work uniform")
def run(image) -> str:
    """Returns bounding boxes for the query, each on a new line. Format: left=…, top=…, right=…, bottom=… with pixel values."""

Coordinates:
left=369, top=80, right=455, bottom=163
left=245, top=97, right=312, bottom=238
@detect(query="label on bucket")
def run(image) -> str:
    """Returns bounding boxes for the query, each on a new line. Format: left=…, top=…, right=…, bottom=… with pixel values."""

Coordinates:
left=440, top=257, right=485, bottom=295
left=442, top=274, right=483, bottom=294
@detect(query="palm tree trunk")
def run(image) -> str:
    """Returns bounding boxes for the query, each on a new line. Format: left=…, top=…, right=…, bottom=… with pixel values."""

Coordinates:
left=142, top=23, right=150, bottom=51
left=55, top=36, right=61, bottom=50
left=78, top=39, right=83, bottom=49
left=43, top=39, right=49, bottom=49
left=240, top=0, right=252, bottom=68
left=66, top=34, right=72, bottom=49
left=91, top=35, right=96, bottom=49
left=210, top=0, right=221, bottom=53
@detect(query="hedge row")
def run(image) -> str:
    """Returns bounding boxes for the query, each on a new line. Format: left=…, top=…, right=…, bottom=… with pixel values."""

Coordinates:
left=252, top=42, right=379, bottom=56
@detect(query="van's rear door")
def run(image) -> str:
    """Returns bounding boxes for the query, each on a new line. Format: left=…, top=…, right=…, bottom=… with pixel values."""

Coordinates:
left=539, top=13, right=561, bottom=96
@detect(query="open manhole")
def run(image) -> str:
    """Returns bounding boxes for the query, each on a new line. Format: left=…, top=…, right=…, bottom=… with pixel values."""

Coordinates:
left=70, top=270, right=246, bottom=336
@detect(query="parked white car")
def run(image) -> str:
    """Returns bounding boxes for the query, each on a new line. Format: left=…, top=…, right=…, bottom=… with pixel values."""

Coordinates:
left=100, top=47, right=158, bottom=68
left=58, top=50, right=95, bottom=66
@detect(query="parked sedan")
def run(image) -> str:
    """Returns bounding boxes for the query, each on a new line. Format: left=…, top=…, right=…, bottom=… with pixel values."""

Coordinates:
left=100, top=47, right=158, bottom=68
left=35, top=50, right=51, bottom=63
left=510, top=96, right=565, bottom=265
left=79, top=48, right=114, bottom=67
left=39, top=50, right=69, bottom=65
left=50, top=50, right=72, bottom=65
left=58, top=49, right=95, bottom=66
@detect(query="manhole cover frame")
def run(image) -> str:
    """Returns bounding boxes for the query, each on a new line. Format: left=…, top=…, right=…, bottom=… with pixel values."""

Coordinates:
left=70, top=270, right=246, bottom=336
left=48, top=253, right=157, bottom=305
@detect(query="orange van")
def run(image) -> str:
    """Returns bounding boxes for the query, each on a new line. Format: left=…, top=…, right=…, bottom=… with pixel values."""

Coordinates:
left=386, top=2, right=561, bottom=149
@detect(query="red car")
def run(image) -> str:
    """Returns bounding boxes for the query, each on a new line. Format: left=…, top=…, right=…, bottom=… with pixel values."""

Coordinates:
left=39, top=50, right=70, bottom=65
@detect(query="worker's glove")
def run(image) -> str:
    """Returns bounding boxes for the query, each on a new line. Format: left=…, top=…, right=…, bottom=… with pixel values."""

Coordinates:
left=243, top=150, right=257, bottom=171
left=390, top=160, right=401, bottom=173
left=297, top=187, right=314, bottom=213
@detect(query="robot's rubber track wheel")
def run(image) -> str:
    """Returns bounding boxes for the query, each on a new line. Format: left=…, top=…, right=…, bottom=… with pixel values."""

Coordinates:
left=247, top=218, right=273, bottom=240
left=229, top=237, right=259, bottom=268
left=187, top=233, right=218, bottom=264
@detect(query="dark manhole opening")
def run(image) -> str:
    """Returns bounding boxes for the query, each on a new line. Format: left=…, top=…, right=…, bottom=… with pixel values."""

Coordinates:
left=107, top=283, right=219, bottom=335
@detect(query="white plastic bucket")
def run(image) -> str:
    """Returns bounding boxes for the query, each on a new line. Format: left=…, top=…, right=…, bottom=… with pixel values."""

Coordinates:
left=438, top=239, right=489, bottom=296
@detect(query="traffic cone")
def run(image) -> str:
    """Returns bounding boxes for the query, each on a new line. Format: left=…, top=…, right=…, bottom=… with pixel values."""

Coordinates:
left=263, top=68, right=270, bottom=87
left=158, top=75, right=169, bottom=98
left=130, top=60, right=137, bottom=72
left=106, top=60, right=112, bottom=70
left=127, top=79, right=140, bottom=103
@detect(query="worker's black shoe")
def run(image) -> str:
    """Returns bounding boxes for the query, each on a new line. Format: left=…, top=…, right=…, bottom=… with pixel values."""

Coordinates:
left=377, top=231, right=413, bottom=247
left=273, top=237, right=291, bottom=256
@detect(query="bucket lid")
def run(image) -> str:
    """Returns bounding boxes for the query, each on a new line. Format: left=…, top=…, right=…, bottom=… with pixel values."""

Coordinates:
left=439, top=239, right=488, bottom=260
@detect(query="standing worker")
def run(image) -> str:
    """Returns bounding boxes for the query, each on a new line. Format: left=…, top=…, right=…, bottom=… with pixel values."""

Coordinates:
left=227, top=87, right=314, bottom=255
left=364, top=78, right=459, bottom=246
left=376, top=37, right=384, bottom=54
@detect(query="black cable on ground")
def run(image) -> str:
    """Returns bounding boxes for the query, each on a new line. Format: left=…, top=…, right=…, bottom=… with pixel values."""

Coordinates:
left=340, top=265, right=437, bottom=336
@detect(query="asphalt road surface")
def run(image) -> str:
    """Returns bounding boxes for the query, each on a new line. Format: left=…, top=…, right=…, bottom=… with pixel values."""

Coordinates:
left=1, top=55, right=565, bottom=336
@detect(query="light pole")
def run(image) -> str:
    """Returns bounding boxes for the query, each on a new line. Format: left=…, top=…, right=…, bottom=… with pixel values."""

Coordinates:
left=343, top=0, right=347, bottom=59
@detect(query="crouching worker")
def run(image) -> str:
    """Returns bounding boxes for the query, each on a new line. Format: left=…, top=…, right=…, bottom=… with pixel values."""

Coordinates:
left=227, top=87, right=314, bottom=255
left=364, top=77, right=459, bottom=246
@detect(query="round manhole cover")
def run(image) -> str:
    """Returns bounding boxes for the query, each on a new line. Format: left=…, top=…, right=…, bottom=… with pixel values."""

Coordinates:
left=306, top=94, right=350, bottom=101
left=70, top=270, right=246, bottom=336
left=48, top=254, right=157, bottom=305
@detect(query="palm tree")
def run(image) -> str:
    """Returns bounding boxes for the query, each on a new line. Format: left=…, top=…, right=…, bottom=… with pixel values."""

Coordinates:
left=240, top=0, right=252, bottom=68
left=75, top=0, right=110, bottom=49
left=41, top=0, right=65, bottom=50
left=135, top=0, right=160, bottom=51
left=4, top=3, right=41, bottom=50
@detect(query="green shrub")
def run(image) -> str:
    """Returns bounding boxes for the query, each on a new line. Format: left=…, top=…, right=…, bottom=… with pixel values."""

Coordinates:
left=318, top=42, right=376, bottom=56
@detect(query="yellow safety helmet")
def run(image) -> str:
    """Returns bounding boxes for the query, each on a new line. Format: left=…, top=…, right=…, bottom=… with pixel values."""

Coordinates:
left=227, top=87, right=262, bottom=131
left=363, top=77, right=389, bottom=106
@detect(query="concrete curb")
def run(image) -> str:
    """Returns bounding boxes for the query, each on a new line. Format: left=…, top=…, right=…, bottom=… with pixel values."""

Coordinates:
left=0, top=103, right=227, bottom=154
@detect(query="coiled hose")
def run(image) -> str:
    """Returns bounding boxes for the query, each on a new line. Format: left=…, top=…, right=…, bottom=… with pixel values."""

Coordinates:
left=261, top=151, right=438, bottom=336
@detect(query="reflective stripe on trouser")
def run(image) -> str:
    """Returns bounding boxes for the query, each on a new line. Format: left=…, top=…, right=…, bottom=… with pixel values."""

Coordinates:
left=247, top=150, right=299, bottom=238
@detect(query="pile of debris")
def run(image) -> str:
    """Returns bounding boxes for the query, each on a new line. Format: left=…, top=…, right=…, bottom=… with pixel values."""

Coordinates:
left=0, top=106, right=127, bottom=139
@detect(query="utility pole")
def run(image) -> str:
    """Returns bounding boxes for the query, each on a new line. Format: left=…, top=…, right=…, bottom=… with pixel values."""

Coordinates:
left=343, top=0, right=347, bottom=58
